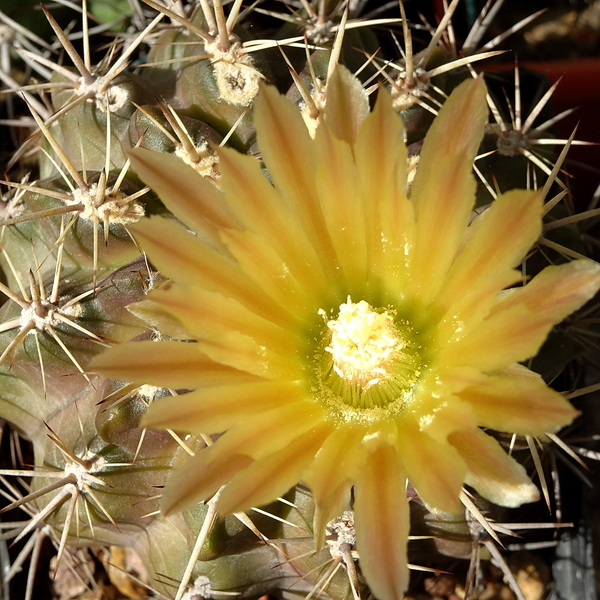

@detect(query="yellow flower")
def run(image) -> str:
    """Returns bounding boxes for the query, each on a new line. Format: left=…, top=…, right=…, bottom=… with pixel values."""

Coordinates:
left=92, top=68, right=600, bottom=600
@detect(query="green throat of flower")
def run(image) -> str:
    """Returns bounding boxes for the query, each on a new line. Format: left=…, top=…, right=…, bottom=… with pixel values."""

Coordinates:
left=312, top=298, right=425, bottom=419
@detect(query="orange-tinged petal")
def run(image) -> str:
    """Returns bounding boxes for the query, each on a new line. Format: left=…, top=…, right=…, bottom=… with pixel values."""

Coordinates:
left=161, top=401, right=327, bottom=515
left=254, top=83, right=338, bottom=276
left=410, top=154, right=477, bottom=301
left=314, top=126, right=368, bottom=287
left=89, top=340, right=258, bottom=389
left=162, top=451, right=253, bottom=515
left=149, top=284, right=299, bottom=361
left=396, top=420, right=465, bottom=513
left=354, top=87, right=412, bottom=297
left=128, top=148, right=236, bottom=247
left=129, top=217, right=293, bottom=327
left=412, top=395, right=477, bottom=444
left=414, top=78, right=487, bottom=181
left=147, top=287, right=299, bottom=380
left=409, top=78, right=487, bottom=301
left=220, top=229, right=314, bottom=317
left=457, top=370, right=578, bottom=435
left=217, top=146, right=330, bottom=295
left=446, top=257, right=600, bottom=370
left=141, top=381, right=304, bottom=434
left=198, top=332, right=296, bottom=379
left=435, top=189, right=542, bottom=335
left=491, top=259, right=600, bottom=321
left=217, top=422, right=333, bottom=516
left=323, top=65, right=369, bottom=145
left=441, top=303, right=554, bottom=372
left=419, top=365, right=484, bottom=399
left=304, top=425, right=367, bottom=548
left=448, top=428, right=539, bottom=507
left=127, top=297, right=191, bottom=340
left=354, top=443, right=409, bottom=600
left=208, top=401, right=326, bottom=463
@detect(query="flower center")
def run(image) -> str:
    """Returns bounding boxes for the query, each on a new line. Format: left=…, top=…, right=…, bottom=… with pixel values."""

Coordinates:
left=313, top=298, right=424, bottom=414
left=323, top=299, right=402, bottom=388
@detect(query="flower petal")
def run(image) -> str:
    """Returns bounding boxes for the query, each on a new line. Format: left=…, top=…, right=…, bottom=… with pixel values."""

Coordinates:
left=323, top=65, right=369, bottom=145
left=354, top=86, right=412, bottom=297
left=220, top=229, right=315, bottom=317
left=435, top=189, right=543, bottom=335
left=127, top=297, right=191, bottom=340
left=208, top=401, right=326, bottom=462
left=396, top=420, right=465, bottom=513
left=142, top=381, right=304, bottom=434
left=443, top=260, right=600, bottom=371
left=304, top=425, right=367, bottom=548
left=128, top=147, right=235, bottom=247
left=458, top=367, right=578, bottom=435
left=161, top=400, right=327, bottom=514
left=89, top=340, right=258, bottom=389
left=442, top=303, right=555, bottom=372
left=147, top=286, right=299, bottom=380
left=217, top=422, right=333, bottom=516
left=354, top=443, right=409, bottom=600
left=409, top=78, right=488, bottom=301
left=129, top=217, right=293, bottom=326
left=314, top=126, right=368, bottom=287
left=491, top=259, right=600, bottom=321
left=448, top=428, right=539, bottom=507
left=162, top=450, right=252, bottom=515
left=149, top=284, right=299, bottom=362
left=254, top=83, right=338, bottom=276
left=217, top=146, right=330, bottom=295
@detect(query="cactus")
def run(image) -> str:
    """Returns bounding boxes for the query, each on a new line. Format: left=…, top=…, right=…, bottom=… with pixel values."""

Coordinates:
left=0, top=2, right=599, bottom=599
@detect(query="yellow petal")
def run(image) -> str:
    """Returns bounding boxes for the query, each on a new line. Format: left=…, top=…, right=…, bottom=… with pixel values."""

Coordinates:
left=304, top=425, right=367, bottom=548
left=412, top=395, right=477, bottom=444
left=161, top=401, right=327, bottom=515
left=441, top=303, right=554, bottom=372
left=89, top=340, right=258, bottom=389
left=409, top=78, right=488, bottom=301
left=162, top=450, right=253, bottom=515
left=129, top=217, right=293, bottom=327
left=128, top=147, right=235, bottom=247
left=127, top=297, right=191, bottom=340
left=254, top=83, right=338, bottom=277
left=354, top=86, right=412, bottom=297
left=435, top=189, right=543, bottom=335
left=396, top=420, right=465, bottom=513
left=141, top=381, right=305, bottom=434
left=354, top=443, right=409, bottom=600
left=150, top=284, right=299, bottom=363
left=492, top=259, right=600, bottom=322
left=217, top=422, right=333, bottom=516
left=220, top=229, right=314, bottom=317
left=314, top=125, right=368, bottom=287
left=217, top=146, right=330, bottom=295
left=448, top=428, right=539, bottom=507
left=323, top=65, right=369, bottom=145
left=197, top=331, right=298, bottom=380
left=457, top=370, right=578, bottom=436
left=147, top=286, right=299, bottom=380
left=410, top=154, right=477, bottom=301
left=444, top=257, right=600, bottom=369
left=414, top=78, right=488, bottom=183
left=208, top=401, right=326, bottom=463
